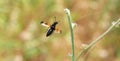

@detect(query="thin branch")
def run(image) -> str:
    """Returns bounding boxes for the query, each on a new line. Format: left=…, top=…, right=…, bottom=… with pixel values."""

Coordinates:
left=64, top=8, right=75, bottom=61
left=76, top=18, right=120, bottom=61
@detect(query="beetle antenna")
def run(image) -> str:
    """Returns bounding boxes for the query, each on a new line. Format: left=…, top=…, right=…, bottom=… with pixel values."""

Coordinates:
left=54, top=16, right=56, bottom=21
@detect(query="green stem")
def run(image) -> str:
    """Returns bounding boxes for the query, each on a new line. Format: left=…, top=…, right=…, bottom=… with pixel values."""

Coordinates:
left=64, top=9, right=75, bottom=61
left=76, top=18, right=120, bottom=61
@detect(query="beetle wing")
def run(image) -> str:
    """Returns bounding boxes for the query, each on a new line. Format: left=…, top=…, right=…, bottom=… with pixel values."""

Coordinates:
left=54, top=28, right=62, bottom=34
left=41, top=21, right=50, bottom=28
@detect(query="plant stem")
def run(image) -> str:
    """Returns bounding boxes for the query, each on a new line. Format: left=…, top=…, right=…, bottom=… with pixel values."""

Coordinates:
left=64, top=8, right=75, bottom=61
left=76, top=18, right=120, bottom=61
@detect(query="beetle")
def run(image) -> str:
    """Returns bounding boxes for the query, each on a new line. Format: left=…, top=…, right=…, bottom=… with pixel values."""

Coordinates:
left=40, top=17, right=62, bottom=37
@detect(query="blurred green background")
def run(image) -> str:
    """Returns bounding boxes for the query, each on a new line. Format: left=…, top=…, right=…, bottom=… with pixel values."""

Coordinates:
left=0, top=0, right=120, bottom=61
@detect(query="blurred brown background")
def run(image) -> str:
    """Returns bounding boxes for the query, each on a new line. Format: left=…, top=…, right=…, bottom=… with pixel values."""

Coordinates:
left=0, top=0, right=120, bottom=61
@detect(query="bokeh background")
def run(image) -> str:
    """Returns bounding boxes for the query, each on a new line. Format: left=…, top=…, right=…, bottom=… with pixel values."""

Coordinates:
left=0, top=0, right=120, bottom=61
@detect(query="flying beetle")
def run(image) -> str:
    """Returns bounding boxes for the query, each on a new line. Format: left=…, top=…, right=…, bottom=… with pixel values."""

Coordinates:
left=40, top=17, right=62, bottom=37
